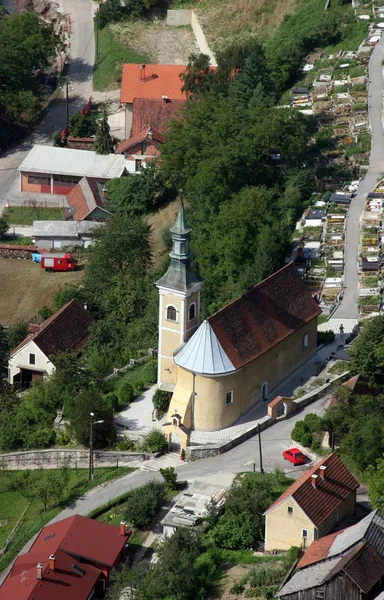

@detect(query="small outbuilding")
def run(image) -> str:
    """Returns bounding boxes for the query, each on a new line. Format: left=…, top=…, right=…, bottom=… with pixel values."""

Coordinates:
left=18, top=145, right=126, bottom=195
left=32, top=220, right=104, bottom=249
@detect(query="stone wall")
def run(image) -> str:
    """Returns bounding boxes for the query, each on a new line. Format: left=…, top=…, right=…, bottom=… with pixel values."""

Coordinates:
left=0, top=245, right=35, bottom=259
left=0, top=448, right=154, bottom=470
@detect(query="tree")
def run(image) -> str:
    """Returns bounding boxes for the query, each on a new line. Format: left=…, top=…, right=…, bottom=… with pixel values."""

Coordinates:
left=124, top=481, right=165, bottom=527
left=38, top=305, right=53, bottom=320
left=118, top=381, right=134, bottom=405
left=93, top=111, right=114, bottom=155
left=180, top=53, right=215, bottom=99
left=349, top=317, right=384, bottom=387
left=107, top=563, right=150, bottom=600
left=69, top=112, right=99, bottom=138
left=71, top=388, right=116, bottom=448
left=14, top=470, right=65, bottom=511
left=6, top=321, right=29, bottom=352
left=367, top=456, right=384, bottom=511
left=0, top=218, right=9, bottom=240
left=160, top=466, right=178, bottom=490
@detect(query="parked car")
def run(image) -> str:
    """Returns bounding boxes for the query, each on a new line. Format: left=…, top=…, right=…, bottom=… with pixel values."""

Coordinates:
left=282, top=448, right=306, bottom=465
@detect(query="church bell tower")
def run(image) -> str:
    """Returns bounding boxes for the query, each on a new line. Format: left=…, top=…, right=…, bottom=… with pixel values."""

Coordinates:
left=156, top=199, right=203, bottom=389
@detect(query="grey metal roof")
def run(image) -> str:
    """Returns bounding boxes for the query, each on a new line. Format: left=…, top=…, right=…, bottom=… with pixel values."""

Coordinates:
left=330, top=511, right=378, bottom=557
left=18, top=145, right=126, bottom=179
left=33, top=220, right=104, bottom=237
left=279, top=556, right=342, bottom=596
left=374, top=592, right=384, bottom=600
left=174, top=320, right=236, bottom=375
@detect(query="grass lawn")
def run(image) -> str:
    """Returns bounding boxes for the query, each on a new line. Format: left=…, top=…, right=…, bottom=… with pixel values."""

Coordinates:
left=0, top=258, right=84, bottom=325
left=93, top=25, right=151, bottom=91
left=0, top=467, right=133, bottom=571
left=3, top=206, right=63, bottom=226
left=2, top=236, right=33, bottom=246
left=107, top=359, right=156, bottom=408
left=318, top=314, right=329, bottom=325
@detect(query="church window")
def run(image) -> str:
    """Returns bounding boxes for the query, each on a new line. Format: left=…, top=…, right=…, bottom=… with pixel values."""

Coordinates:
left=166, top=305, right=177, bottom=322
left=225, top=391, right=233, bottom=406
left=188, top=303, right=196, bottom=321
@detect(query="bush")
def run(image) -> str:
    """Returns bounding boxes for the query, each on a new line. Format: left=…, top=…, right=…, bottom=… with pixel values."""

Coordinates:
left=231, top=583, right=245, bottom=595
left=142, top=429, right=168, bottom=453
left=136, top=380, right=145, bottom=392
left=142, top=360, right=158, bottom=385
left=118, top=382, right=134, bottom=405
left=115, top=437, right=136, bottom=451
left=291, top=421, right=307, bottom=442
left=300, top=433, right=313, bottom=448
left=24, top=427, right=56, bottom=449
left=124, top=481, right=166, bottom=527
left=303, top=413, right=322, bottom=433
left=152, top=389, right=169, bottom=417
left=0, top=217, right=9, bottom=240
left=52, top=129, right=63, bottom=146
left=160, top=466, right=177, bottom=489
left=106, top=392, right=119, bottom=411
left=318, top=330, right=335, bottom=345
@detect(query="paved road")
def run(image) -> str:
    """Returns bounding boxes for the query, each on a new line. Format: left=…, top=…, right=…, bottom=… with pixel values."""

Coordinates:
left=0, top=0, right=95, bottom=211
left=334, top=36, right=384, bottom=319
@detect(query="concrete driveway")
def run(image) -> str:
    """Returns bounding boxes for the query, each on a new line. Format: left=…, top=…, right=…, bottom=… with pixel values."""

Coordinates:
left=0, top=0, right=95, bottom=212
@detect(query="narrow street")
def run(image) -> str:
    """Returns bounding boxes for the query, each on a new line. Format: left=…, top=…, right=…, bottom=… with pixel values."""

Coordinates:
left=0, top=0, right=95, bottom=211
left=333, top=35, right=384, bottom=319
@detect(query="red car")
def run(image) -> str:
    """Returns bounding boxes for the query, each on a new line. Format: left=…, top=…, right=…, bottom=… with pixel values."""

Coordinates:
left=282, top=448, right=307, bottom=465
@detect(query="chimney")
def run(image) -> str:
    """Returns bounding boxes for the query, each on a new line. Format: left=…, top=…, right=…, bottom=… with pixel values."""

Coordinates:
left=37, top=563, right=43, bottom=580
left=319, top=465, right=326, bottom=480
left=162, top=94, right=168, bottom=104
left=311, top=474, right=319, bottom=488
left=49, top=555, right=56, bottom=571
left=120, top=521, right=126, bottom=536
left=139, top=64, right=146, bottom=82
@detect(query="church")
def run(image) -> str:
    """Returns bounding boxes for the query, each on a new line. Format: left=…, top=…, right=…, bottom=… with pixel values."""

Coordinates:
left=156, top=202, right=321, bottom=433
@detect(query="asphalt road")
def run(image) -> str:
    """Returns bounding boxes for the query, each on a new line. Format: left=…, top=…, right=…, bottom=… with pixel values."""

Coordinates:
left=0, top=0, right=95, bottom=211
left=334, top=36, right=384, bottom=319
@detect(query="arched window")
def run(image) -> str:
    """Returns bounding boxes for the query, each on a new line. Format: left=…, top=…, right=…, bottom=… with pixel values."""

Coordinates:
left=188, top=303, right=196, bottom=321
left=261, top=381, right=268, bottom=401
left=166, top=305, right=177, bottom=322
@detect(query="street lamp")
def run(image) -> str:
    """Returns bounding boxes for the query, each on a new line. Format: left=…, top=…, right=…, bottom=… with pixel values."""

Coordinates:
left=88, top=412, right=104, bottom=481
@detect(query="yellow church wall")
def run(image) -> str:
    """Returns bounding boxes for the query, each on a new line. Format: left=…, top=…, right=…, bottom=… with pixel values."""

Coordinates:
left=159, top=356, right=175, bottom=385
left=265, top=498, right=315, bottom=551
left=161, top=330, right=182, bottom=358
left=161, top=293, right=182, bottom=331
left=180, top=319, right=317, bottom=431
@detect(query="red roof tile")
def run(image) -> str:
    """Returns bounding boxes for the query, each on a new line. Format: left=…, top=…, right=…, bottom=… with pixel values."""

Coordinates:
left=115, top=127, right=165, bottom=155
left=120, top=64, right=187, bottom=104
left=208, top=262, right=322, bottom=369
left=298, top=529, right=341, bottom=568
left=265, top=453, right=359, bottom=527
left=132, top=97, right=185, bottom=135
left=31, top=515, right=128, bottom=567
left=0, top=548, right=100, bottom=600
left=11, top=299, right=93, bottom=357
left=66, top=177, right=109, bottom=221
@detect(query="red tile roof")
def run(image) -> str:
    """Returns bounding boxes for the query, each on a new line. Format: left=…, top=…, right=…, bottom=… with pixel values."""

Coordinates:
left=0, top=548, right=101, bottom=600
left=30, top=514, right=128, bottom=568
left=11, top=299, right=94, bottom=357
left=132, top=97, right=185, bottom=135
left=115, top=127, right=165, bottom=155
left=264, top=453, right=359, bottom=527
left=208, top=262, right=322, bottom=369
left=66, top=177, right=109, bottom=221
left=298, top=529, right=341, bottom=568
left=268, top=395, right=292, bottom=408
left=120, top=64, right=186, bottom=104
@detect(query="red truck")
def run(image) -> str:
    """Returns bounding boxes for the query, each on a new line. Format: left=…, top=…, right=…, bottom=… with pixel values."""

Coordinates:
left=41, top=253, right=76, bottom=272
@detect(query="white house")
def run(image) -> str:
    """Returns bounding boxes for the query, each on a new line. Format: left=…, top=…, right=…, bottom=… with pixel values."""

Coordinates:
left=8, top=299, right=93, bottom=387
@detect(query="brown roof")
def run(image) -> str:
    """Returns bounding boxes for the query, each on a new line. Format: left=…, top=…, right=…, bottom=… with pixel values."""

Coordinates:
left=115, top=127, right=164, bottom=155
left=337, top=541, right=384, bottom=594
left=264, top=453, right=359, bottom=527
left=132, top=97, right=185, bottom=135
left=11, top=299, right=94, bottom=358
left=268, top=395, right=292, bottom=408
left=120, top=64, right=187, bottom=104
left=208, top=262, right=321, bottom=369
left=66, top=177, right=109, bottom=221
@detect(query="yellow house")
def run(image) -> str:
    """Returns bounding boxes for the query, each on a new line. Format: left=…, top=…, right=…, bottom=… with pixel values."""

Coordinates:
left=156, top=202, right=322, bottom=432
left=263, top=453, right=359, bottom=552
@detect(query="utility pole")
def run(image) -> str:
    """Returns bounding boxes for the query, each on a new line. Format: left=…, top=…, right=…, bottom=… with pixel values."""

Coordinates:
left=88, top=412, right=94, bottom=481
left=258, top=423, right=264, bottom=474
left=65, top=77, right=69, bottom=136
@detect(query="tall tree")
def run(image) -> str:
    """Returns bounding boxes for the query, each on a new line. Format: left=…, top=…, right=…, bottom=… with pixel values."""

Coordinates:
left=93, top=111, right=114, bottom=155
left=180, top=53, right=215, bottom=99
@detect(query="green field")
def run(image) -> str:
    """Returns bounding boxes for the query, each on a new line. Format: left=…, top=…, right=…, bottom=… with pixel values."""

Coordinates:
left=3, top=206, right=63, bottom=226
left=0, top=467, right=133, bottom=570
left=93, top=25, right=151, bottom=91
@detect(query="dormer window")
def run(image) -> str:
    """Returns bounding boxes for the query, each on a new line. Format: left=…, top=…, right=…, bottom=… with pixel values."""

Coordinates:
left=166, top=305, right=177, bottom=322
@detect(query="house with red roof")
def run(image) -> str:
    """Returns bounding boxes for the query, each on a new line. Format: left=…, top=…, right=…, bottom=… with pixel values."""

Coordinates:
left=278, top=510, right=384, bottom=599
left=115, top=127, right=164, bottom=173
left=8, top=299, right=93, bottom=388
left=0, top=514, right=130, bottom=599
left=120, top=63, right=187, bottom=137
left=156, top=203, right=322, bottom=436
left=263, top=453, right=359, bottom=552
left=64, top=176, right=110, bottom=221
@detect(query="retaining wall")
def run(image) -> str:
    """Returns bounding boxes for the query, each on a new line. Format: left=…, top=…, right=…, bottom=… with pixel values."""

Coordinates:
left=167, top=9, right=217, bottom=66
left=0, top=448, right=154, bottom=470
